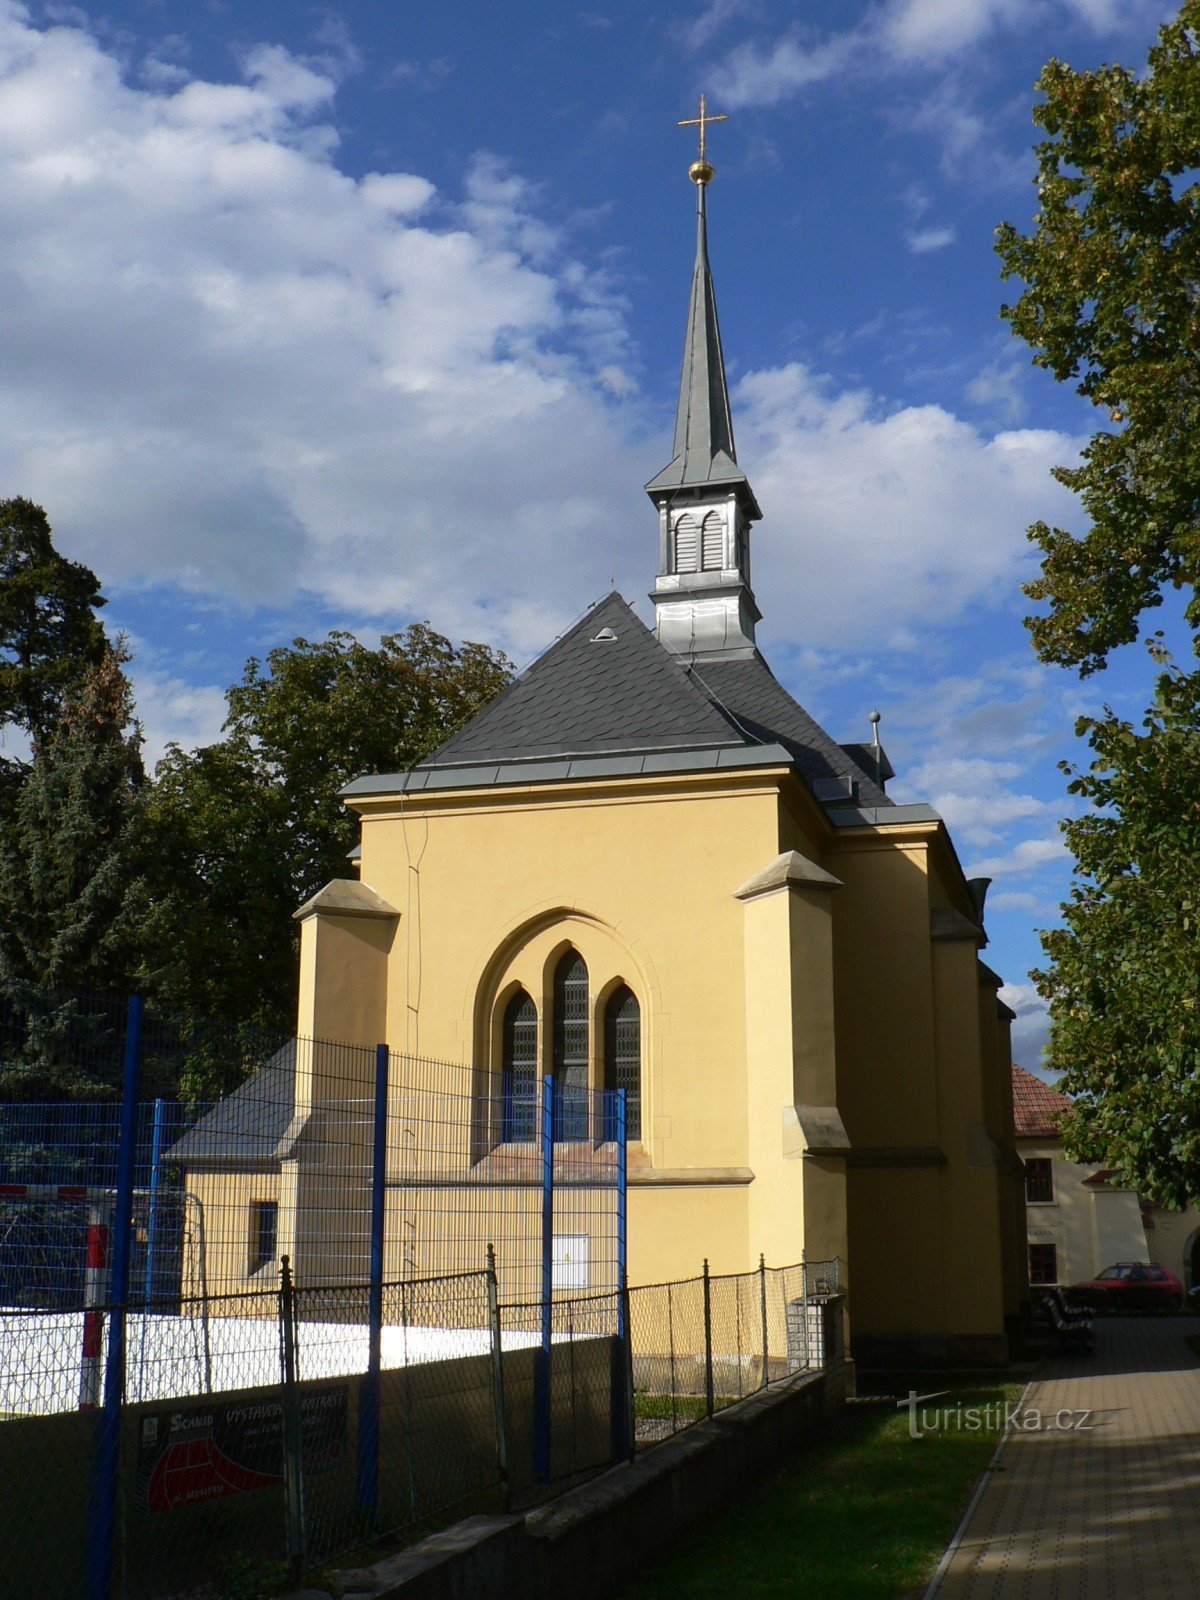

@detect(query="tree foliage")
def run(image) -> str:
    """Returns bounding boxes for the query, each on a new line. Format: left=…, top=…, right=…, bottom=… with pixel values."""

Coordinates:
left=146, top=625, right=511, bottom=1032
left=997, top=6, right=1200, bottom=1202
left=0, top=498, right=106, bottom=770
left=0, top=643, right=148, bottom=1096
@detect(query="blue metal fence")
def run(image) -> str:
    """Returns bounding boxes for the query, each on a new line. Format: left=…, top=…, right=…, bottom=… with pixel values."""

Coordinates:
left=0, top=989, right=629, bottom=1598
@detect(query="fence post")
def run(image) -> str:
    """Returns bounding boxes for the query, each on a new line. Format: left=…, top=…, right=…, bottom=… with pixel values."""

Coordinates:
left=759, top=1253, right=768, bottom=1391
left=143, top=1096, right=164, bottom=1305
left=356, top=1043, right=389, bottom=1518
left=79, top=1201, right=108, bottom=1410
left=486, top=1242, right=510, bottom=1509
left=702, top=1257, right=714, bottom=1420
left=802, top=1248, right=810, bottom=1367
left=610, top=1087, right=634, bottom=1462
left=534, top=1075, right=554, bottom=1482
left=86, top=992, right=142, bottom=1600
left=279, top=1255, right=308, bottom=1578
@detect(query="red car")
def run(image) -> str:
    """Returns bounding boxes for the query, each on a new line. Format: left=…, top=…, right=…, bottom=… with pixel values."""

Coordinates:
left=1069, top=1262, right=1184, bottom=1312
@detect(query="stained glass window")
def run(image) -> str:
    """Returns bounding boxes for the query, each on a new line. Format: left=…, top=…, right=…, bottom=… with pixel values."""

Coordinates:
left=501, top=990, right=537, bottom=1143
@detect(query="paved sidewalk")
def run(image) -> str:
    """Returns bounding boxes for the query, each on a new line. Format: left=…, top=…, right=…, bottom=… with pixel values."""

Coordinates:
left=931, top=1316, right=1200, bottom=1599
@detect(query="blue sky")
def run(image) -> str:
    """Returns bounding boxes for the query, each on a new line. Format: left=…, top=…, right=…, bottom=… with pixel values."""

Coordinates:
left=0, top=0, right=1183, bottom=1063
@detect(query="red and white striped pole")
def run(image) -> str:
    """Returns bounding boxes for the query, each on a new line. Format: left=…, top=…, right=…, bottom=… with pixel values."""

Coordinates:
left=80, top=1200, right=109, bottom=1410
left=0, top=1181, right=109, bottom=1410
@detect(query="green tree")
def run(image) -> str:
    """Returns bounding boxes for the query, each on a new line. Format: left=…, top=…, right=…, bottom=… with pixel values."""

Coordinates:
left=147, top=625, right=511, bottom=1032
left=997, top=5, right=1200, bottom=1203
left=0, top=642, right=148, bottom=1097
left=0, top=498, right=107, bottom=776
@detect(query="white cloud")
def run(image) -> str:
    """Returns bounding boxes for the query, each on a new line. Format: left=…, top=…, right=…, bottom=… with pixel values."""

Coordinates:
left=132, top=670, right=227, bottom=769
left=989, top=889, right=1041, bottom=913
left=906, top=223, right=955, bottom=254
left=0, top=2, right=648, bottom=663
left=0, top=3, right=1090, bottom=692
left=1000, top=979, right=1050, bottom=1061
left=999, top=979, right=1044, bottom=1019
left=735, top=363, right=1081, bottom=652
left=709, top=0, right=1170, bottom=110
left=900, top=754, right=1051, bottom=845
left=713, top=30, right=853, bottom=109
left=970, top=834, right=1067, bottom=878
left=966, top=357, right=1028, bottom=425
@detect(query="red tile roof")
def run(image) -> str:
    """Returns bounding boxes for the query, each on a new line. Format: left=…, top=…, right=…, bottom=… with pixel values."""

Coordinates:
left=1012, top=1064, right=1071, bottom=1139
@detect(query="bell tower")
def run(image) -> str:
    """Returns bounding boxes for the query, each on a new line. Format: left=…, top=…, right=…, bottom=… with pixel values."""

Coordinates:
left=647, top=98, right=762, bottom=661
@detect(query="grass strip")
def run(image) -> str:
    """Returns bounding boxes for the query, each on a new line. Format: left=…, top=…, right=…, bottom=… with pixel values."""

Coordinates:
left=622, top=1375, right=1022, bottom=1600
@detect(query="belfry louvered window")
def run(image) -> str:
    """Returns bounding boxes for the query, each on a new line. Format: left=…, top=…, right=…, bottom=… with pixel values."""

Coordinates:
left=673, top=512, right=699, bottom=573
left=501, top=990, right=537, bottom=1142
left=553, top=951, right=590, bottom=1140
left=603, top=986, right=641, bottom=1141
left=700, top=510, right=724, bottom=571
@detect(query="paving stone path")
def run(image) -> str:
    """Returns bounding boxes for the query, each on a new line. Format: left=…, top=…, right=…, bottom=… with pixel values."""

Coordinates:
left=931, top=1315, right=1200, bottom=1599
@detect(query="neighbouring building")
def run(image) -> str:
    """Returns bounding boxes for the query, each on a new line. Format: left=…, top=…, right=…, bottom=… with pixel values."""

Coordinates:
left=1013, top=1063, right=1200, bottom=1291
left=176, top=138, right=1028, bottom=1367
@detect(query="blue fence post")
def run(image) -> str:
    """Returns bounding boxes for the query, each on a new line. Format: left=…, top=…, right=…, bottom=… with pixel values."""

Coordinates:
left=143, top=1097, right=164, bottom=1304
left=534, top=1075, right=554, bottom=1482
left=356, top=1043, right=389, bottom=1518
left=87, top=993, right=143, bottom=1600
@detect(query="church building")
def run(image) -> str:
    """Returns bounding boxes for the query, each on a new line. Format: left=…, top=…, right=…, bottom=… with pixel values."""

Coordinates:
left=216, top=130, right=1028, bottom=1368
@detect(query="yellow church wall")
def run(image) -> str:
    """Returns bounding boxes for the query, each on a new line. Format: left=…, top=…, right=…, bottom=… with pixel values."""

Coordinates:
left=181, top=1169, right=282, bottom=1301
left=826, top=832, right=940, bottom=1149
left=929, top=936, right=1006, bottom=1349
left=350, top=770, right=788, bottom=1286
left=276, top=765, right=1024, bottom=1362
left=296, top=910, right=395, bottom=1053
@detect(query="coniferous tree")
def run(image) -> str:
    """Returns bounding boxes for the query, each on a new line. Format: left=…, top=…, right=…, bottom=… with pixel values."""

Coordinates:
left=0, top=643, right=147, bottom=1097
left=0, top=498, right=106, bottom=784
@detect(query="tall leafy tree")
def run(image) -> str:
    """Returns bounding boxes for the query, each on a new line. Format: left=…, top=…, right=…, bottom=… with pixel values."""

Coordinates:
left=0, top=643, right=148, bottom=1097
left=0, top=498, right=107, bottom=779
left=147, top=625, right=511, bottom=1032
left=996, top=4, right=1200, bottom=1204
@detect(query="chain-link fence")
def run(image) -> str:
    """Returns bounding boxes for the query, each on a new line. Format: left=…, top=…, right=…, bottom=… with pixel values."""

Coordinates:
left=629, top=1257, right=842, bottom=1446
left=2, top=990, right=843, bottom=1598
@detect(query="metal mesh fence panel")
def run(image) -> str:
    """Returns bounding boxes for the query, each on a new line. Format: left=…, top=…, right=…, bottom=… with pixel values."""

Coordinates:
left=0, top=983, right=647, bottom=1596
left=628, top=1273, right=708, bottom=1445
left=627, top=1260, right=842, bottom=1450
left=385, top=1056, right=620, bottom=1307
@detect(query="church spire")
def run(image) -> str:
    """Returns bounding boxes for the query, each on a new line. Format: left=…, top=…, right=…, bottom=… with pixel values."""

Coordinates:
left=648, top=100, right=762, bottom=661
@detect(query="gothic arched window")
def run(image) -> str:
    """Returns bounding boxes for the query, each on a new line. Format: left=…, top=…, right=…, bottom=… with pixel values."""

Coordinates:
left=700, top=510, right=724, bottom=572
left=603, top=985, right=641, bottom=1141
left=501, top=990, right=537, bottom=1143
left=673, top=512, right=699, bottom=573
left=553, top=951, right=590, bottom=1140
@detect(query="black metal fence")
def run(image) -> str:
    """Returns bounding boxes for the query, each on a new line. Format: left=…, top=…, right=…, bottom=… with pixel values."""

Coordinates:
left=627, top=1257, right=842, bottom=1445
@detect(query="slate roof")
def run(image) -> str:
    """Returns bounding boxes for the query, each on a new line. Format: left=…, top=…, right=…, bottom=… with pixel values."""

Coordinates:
left=165, top=1040, right=296, bottom=1166
left=693, top=656, right=890, bottom=807
left=426, top=593, right=745, bottom=767
left=362, top=592, right=894, bottom=813
left=1012, top=1063, right=1071, bottom=1140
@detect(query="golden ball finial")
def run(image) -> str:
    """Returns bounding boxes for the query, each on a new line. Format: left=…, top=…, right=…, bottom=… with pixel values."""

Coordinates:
left=689, top=159, right=715, bottom=185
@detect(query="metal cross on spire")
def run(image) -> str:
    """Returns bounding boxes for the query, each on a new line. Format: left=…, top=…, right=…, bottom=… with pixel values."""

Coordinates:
left=678, top=95, right=727, bottom=185
left=678, top=94, right=728, bottom=159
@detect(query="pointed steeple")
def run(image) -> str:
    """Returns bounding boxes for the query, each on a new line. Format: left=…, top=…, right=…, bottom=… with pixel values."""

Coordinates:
left=648, top=104, right=762, bottom=662
left=645, top=182, right=759, bottom=513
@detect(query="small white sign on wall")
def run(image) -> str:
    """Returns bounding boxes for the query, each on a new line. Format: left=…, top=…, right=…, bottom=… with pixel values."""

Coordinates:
left=552, top=1234, right=589, bottom=1290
